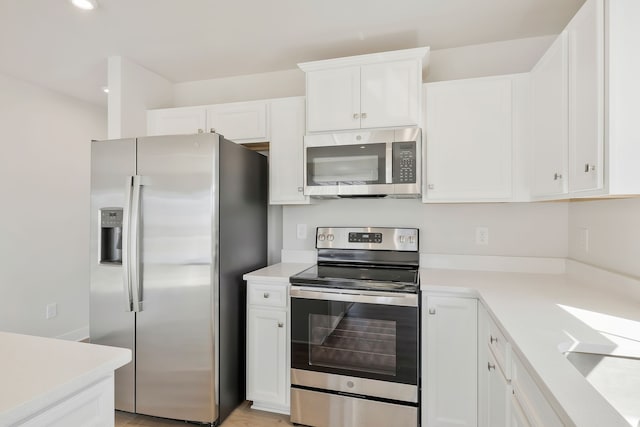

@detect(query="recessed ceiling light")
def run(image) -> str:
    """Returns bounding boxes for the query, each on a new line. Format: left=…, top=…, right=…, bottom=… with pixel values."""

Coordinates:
left=101, top=86, right=109, bottom=94
left=70, top=0, right=98, bottom=10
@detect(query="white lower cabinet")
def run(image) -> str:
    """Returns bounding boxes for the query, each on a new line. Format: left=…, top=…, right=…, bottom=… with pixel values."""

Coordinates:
left=509, top=393, right=532, bottom=427
left=511, top=352, right=564, bottom=427
left=18, top=376, right=114, bottom=427
left=423, top=294, right=477, bottom=427
left=477, top=302, right=565, bottom=427
left=246, top=281, right=290, bottom=414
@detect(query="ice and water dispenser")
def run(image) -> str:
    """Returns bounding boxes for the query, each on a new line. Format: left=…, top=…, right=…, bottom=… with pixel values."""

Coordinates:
left=100, top=208, right=123, bottom=264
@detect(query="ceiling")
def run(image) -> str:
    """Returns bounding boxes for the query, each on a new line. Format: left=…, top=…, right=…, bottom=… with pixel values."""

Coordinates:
left=0, top=0, right=585, bottom=106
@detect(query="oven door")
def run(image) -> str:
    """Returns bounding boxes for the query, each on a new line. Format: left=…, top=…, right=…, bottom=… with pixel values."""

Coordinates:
left=290, top=286, right=419, bottom=391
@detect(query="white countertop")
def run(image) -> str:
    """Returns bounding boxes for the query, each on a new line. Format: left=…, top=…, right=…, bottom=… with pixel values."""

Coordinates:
left=421, top=268, right=640, bottom=427
left=0, top=332, right=131, bottom=425
left=243, top=263, right=313, bottom=283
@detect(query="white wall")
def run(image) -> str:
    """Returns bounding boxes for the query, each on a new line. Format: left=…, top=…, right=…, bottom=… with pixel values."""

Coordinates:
left=425, top=35, right=555, bottom=82
left=171, top=36, right=554, bottom=107
left=568, top=198, right=640, bottom=278
left=173, top=69, right=305, bottom=107
left=284, top=199, right=568, bottom=257
left=0, top=73, right=106, bottom=339
left=108, top=56, right=173, bottom=139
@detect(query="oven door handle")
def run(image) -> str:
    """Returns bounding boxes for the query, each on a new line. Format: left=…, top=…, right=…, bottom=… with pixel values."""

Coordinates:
left=290, top=286, right=418, bottom=307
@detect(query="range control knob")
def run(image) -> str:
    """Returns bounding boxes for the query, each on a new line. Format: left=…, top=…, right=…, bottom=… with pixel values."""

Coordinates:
left=399, top=236, right=406, bottom=243
left=327, top=234, right=334, bottom=241
left=318, top=234, right=326, bottom=241
left=409, top=236, right=416, bottom=244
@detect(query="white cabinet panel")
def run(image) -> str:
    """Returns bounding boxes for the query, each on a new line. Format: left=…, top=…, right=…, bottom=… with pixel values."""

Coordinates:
left=486, top=350, right=510, bottom=427
left=531, top=32, right=569, bottom=198
left=269, top=97, right=309, bottom=205
left=207, top=101, right=269, bottom=142
left=247, top=308, right=288, bottom=407
left=423, top=295, right=477, bottom=427
left=567, top=0, right=604, bottom=193
left=147, top=107, right=206, bottom=136
left=306, top=67, right=360, bottom=132
left=246, top=280, right=290, bottom=414
left=360, top=60, right=420, bottom=129
left=300, top=48, right=428, bottom=133
left=424, top=76, right=513, bottom=201
left=510, top=394, right=532, bottom=427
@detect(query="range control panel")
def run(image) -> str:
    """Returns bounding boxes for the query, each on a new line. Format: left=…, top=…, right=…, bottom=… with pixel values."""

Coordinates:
left=316, top=227, right=418, bottom=251
left=348, top=232, right=383, bottom=244
left=392, top=141, right=417, bottom=184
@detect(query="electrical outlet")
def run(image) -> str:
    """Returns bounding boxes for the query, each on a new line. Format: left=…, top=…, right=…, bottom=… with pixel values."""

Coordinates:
left=296, top=224, right=307, bottom=240
left=475, top=227, right=489, bottom=246
left=46, top=303, right=57, bottom=319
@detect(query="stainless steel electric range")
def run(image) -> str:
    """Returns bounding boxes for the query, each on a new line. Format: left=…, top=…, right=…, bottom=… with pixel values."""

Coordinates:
left=289, top=227, right=420, bottom=427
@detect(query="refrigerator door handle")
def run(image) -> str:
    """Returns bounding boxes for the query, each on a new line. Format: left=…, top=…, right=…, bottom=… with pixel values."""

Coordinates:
left=122, top=176, right=134, bottom=312
left=130, top=175, right=143, bottom=312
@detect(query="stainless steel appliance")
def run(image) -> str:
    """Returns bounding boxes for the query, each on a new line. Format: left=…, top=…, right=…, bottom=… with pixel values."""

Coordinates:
left=289, top=227, right=420, bottom=427
left=89, top=133, right=267, bottom=426
left=303, top=128, right=421, bottom=198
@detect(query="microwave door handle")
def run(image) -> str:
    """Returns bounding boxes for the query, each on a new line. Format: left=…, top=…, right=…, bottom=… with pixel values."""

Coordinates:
left=121, top=176, right=134, bottom=312
left=386, top=142, right=393, bottom=184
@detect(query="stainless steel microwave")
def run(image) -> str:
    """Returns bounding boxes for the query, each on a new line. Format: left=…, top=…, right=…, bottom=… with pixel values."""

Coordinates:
left=304, top=127, right=421, bottom=198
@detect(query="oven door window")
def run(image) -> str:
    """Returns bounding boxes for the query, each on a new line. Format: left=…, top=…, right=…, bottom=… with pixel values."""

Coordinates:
left=292, top=298, right=418, bottom=385
left=306, top=143, right=387, bottom=186
left=309, top=310, right=396, bottom=376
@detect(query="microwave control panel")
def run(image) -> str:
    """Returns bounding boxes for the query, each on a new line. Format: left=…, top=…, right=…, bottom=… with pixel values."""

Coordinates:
left=392, top=141, right=417, bottom=184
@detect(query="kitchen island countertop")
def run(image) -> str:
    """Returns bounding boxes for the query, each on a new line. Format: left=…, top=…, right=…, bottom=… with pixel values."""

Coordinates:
left=0, top=332, right=131, bottom=426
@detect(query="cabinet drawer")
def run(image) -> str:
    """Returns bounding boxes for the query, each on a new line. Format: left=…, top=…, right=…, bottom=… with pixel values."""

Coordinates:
left=248, top=283, right=288, bottom=308
left=486, top=315, right=511, bottom=379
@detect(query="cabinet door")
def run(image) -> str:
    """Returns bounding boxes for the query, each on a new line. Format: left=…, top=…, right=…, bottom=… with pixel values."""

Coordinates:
left=306, top=67, right=360, bottom=132
left=147, top=107, right=207, bottom=136
left=424, top=77, right=513, bottom=201
left=486, top=350, right=510, bottom=427
left=568, top=0, right=604, bottom=193
left=360, top=60, right=420, bottom=129
left=423, top=295, right=478, bottom=427
left=269, top=97, right=309, bottom=205
left=510, top=394, right=532, bottom=427
left=247, top=308, right=287, bottom=406
left=531, top=32, right=569, bottom=198
left=207, top=101, right=268, bottom=142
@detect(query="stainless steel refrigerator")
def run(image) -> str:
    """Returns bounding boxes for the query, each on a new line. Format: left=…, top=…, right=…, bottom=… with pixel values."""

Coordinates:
left=89, top=133, right=267, bottom=425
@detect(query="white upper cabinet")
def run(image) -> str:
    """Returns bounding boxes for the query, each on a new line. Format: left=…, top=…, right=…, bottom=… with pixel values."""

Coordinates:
left=531, top=32, right=569, bottom=198
left=207, top=100, right=269, bottom=143
left=563, top=0, right=640, bottom=197
left=269, top=97, right=309, bottom=205
left=147, top=107, right=207, bottom=136
left=147, top=100, right=269, bottom=143
left=424, top=75, right=529, bottom=202
left=299, top=47, right=429, bottom=133
left=306, top=67, right=360, bottom=132
left=567, top=0, right=604, bottom=194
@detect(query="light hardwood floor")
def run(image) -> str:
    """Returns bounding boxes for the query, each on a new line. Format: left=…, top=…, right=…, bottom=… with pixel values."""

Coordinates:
left=115, top=401, right=293, bottom=426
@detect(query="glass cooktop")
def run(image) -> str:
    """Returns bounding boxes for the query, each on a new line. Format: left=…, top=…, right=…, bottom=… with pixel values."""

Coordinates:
left=289, top=264, right=419, bottom=294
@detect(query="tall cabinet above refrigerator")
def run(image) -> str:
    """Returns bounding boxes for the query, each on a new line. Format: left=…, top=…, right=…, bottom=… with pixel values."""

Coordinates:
left=89, top=133, right=267, bottom=425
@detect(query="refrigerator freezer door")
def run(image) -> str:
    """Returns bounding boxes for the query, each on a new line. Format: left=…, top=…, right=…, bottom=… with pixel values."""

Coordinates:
left=134, top=134, right=217, bottom=423
left=90, top=138, right=136, bottom=413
